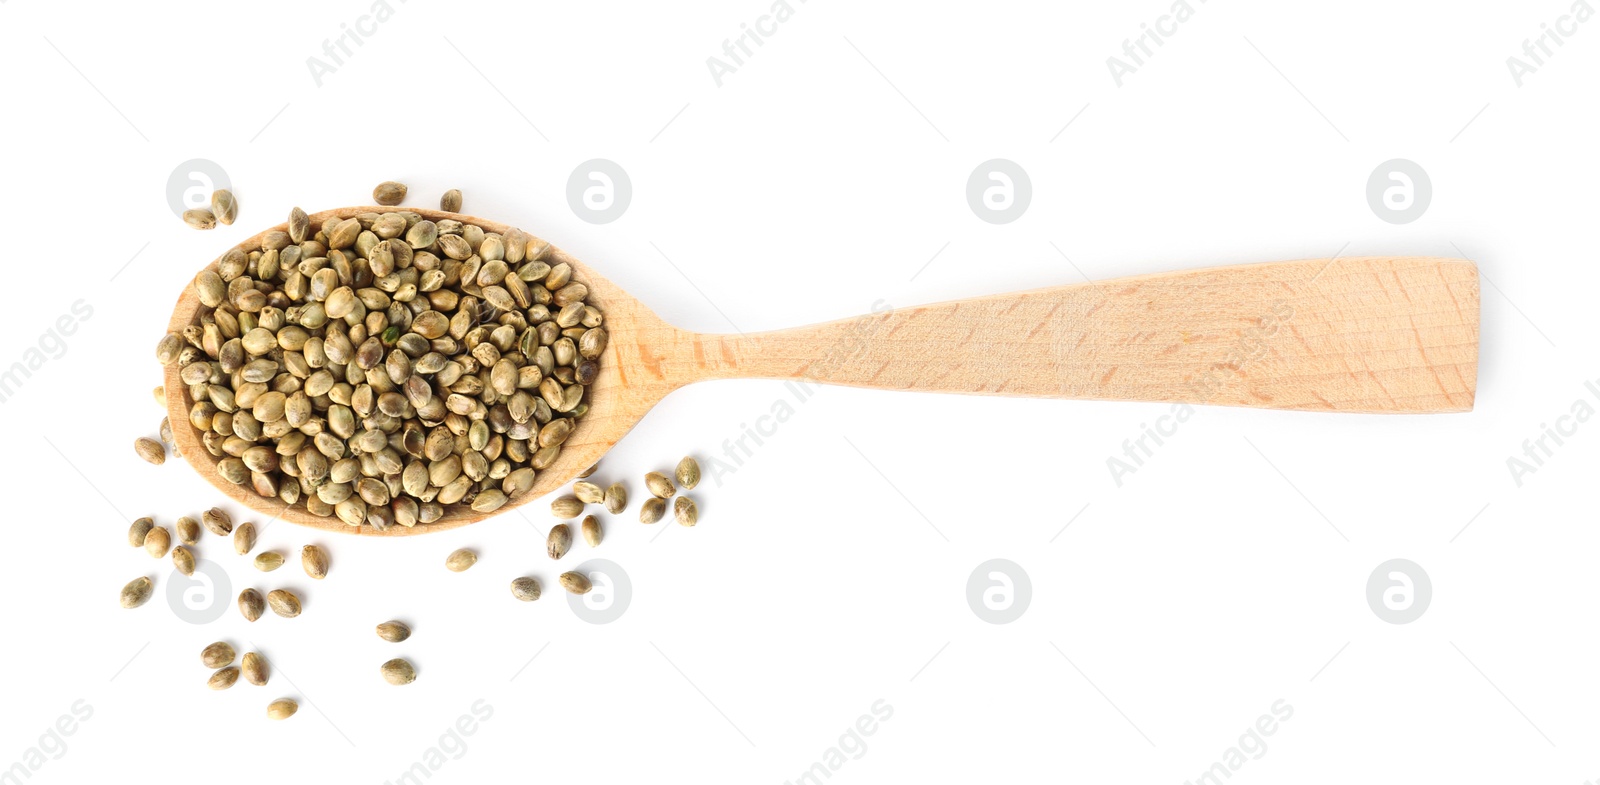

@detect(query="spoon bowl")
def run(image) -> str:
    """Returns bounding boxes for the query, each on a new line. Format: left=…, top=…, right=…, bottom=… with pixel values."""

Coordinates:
left=167, top=207, right=1480, bottom=534
left=166, top=207, right=667, bottom=535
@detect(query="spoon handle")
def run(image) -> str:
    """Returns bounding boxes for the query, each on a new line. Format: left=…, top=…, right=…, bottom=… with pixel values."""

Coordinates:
left=696, top=257, right=1478, bottom=413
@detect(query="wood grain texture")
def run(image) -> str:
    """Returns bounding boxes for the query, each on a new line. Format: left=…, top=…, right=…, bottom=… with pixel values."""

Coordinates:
left=692, top=256, right=1479, bottom=413
left=165, top=211, right=1477, bottom=537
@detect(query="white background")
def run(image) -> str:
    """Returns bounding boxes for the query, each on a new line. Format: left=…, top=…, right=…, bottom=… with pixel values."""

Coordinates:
left=0, top=1, right=1596, bottom=783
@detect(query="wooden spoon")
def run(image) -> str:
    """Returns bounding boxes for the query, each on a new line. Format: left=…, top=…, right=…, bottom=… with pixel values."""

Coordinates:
left=166, top=207, right=1479, bottom=535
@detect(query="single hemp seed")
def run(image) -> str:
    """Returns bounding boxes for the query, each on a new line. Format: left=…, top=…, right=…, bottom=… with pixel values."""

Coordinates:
left=267, top=698, right=298, bottom=720
left=233, top=522, right=257, bottom=555
left=267, top=589, right=302, bottom=618
left=674, top=496, right=698, bottom=527
left=376, top=620, right=411, bottom=642
left=445, top=548, right=477, bottom=572
left=675, top=457, right=701, bottom=490
left=547, top=523, right=572, bottom=560
left=176, top=516, right=200, bottom=544
left=120, top=577, right=153, bottom=609
left=645, top=472, right=675, bottom=499
left=135, top=437, right=166, bottom=465
left=172, top=546, right=196, bottom=576
left=559, top=571, right=592, bottom=595
left=373, top=181, right=408, bottom=206
left=573, top=481, right=605, bottom=505
left=208, top=667, right=241, bottom=690
left=511, top=577, right=541, bottom=602
left=201, top=641, right=236, bottom=669
left=381, top=658, right=417, bottom=685
left=202, top=508, right=233, bottom=537
left=211, top=189, right=237, bottom=226
left=551, top=496, right=584, bottom=519
left=128, top=517, right=154, bottom=548
left=604, top=482, right=627, bottom=514
left=242, top=652, right=269, bottom=686
left=183, top=208, right=216, bottom=230
left=144, top=527, right=171, bottom=559
left=302, top=545, right=330, bottom=579
left=239, top=589, right=265, bottom=622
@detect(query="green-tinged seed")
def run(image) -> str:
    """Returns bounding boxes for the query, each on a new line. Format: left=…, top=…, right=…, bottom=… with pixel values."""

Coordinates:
left=440, top=189, right=462, bottom=212
left=376, top=620, right=411, bottom=642
left=267, top=589, right=301, bottom=618
left=559, top=571, right=591, bottom=595
left=144, top=526, right=171, bottom=558
left=645, top=472, right=675, bottom=499
left=302, top=545, right=329, bottom=579
left=233, top=521, right=257, bottom=554
left=380, top=658, right=416, bottom=685
left=581, top=515, right=602, bottom=547
left=604, top=483, right=626, bottom=514
left=551, top=496, right=583, bottom=519
left=173, top=546, right=196, bottom=576
left=120, top=577, right=153, bottom=608
left=676, top=457, right=701, bottom=490
left=211, top=190, right=237, bottom=225
left=674, top=496, right=698, bottom=527
left=267, top=698, right=298, bottom=720
left=201, top=641, right=236, bottom=669
left=373, top=181, right=407, bottom=206
left=578, top=462, right=599, bottom=479
left=176, top=516, right=200, bottom=544
left=548, top=523, right=572, bottom=560
left=183, top=208, right=217, bottom=230
left=242, top=652, right=269, bottom=686
left=239, top=588, right=265, bottom=622
left=135, top=437, right=166, bottom=465
left=128, top=517, right=154, bottom=547
left=445, top=548, right=476, bottom=572
left=254, top=552, right=284, bottom=571
left=511, top=577, right=541, bottom=601
left=639, top=497, right=666, bottom=524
